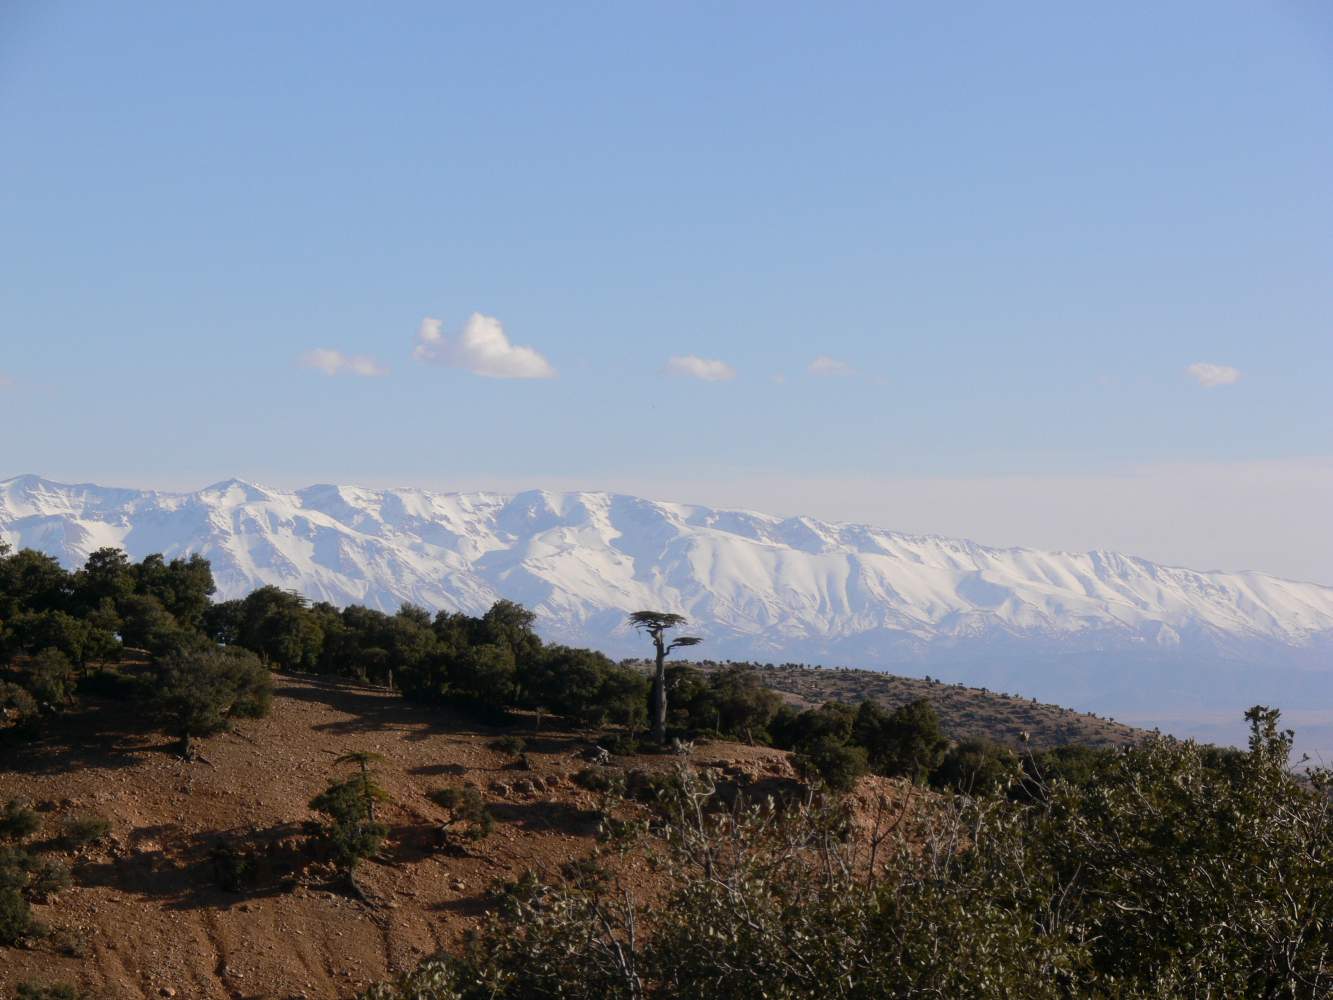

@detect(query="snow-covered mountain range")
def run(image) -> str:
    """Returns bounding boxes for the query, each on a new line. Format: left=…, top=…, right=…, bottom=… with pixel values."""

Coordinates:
left=3, top=475, right=1330, bottom=727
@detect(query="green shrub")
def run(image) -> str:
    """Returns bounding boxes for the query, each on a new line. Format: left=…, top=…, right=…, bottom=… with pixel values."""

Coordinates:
left=625, top=768, right=684, bottom=804
left=929, top=738, right=1019, bottom=796
left=490, top=735, right=527, bottom=756
left=152, top=646, right=271, bottom=755
left=25, top=857, right=70, bottom=900
left=794, top=736, right=867, bottom=793
left=429, top=786, right=494, bottom=843
left=24, top=648, right=76, bottom=707
left=210, top=840, right=257, bottom=893
left=16, top=983, right=82, bottom=1000
left=61, top=812, right=110, bottom=848
left=46, top=924, right=88, bottom=957
left=362, top=706, right=1333, bottom=1000
left=0, top=799, right=40, bottom=842
left=0, top=682, right=39, bottom=724
left=573, top=767, right=625, bottom=795
left=0, top=885, right=36, bottom=945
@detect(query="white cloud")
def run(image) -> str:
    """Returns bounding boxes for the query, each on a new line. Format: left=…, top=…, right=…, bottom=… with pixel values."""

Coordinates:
left=809, top=355, right=855, bottom=377
left=299, top=349, right=387, bottom=377
left=413, top=313, right=556, bottom=379
left=0, top=373, right=12, bottom=389
left=663, top=355, right=736, bottom=381
left=1186, top=362, right=1241, bottom=387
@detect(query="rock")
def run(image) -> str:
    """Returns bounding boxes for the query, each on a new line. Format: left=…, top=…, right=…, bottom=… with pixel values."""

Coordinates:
left=160, top=989, right=176, bottom=997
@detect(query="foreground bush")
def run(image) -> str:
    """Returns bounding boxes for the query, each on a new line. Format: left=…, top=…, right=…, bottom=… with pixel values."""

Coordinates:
left=361, top=707, right=1332, bottom=1000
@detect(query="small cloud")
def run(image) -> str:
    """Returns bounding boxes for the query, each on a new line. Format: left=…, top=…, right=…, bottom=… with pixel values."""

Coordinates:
left=0, top=373, right=12, bottom=389
left=663, top=355, right=736, bottom=381
left=1185, top=362, right=1241, bottom=387
left=809, top=355, right=855, bottom=377
left=771, top=373, right=787, bottom=385
left=299, top=349, right=388, bottom=377
left=413, top=313, right=556, bottom=379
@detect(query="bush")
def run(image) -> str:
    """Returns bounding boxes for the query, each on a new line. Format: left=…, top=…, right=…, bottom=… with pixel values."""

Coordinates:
left=490, top=735, right=527, bottom=756
left=0, top=682, right=39, bottom=725
left=361, top=707, right=1333, bottom=999
left=625, top=768, right=685, bottom=804
left=601, top=734, right=640, bottom=756
left=210, top=840, right=258, bottom=893
left=152, top=645, right=271, bottom=755
left=0, top=885, right=36, bottom=945
left=25, top=857, right=70, bottom=900
left=358, top=960, right=467, bottom=1000
left=16, top=983, right=82, bottom=1000
left=46, top=924, right=88, bottom=957
left=24, top=648, right=76, bottom=707
left=573, top=767, right=626, bottom=795
left=794, top=736, right=867, bottom=793
left=310, top=757, right=390, bottom=891
left=0, top=799, right=40, bottom=842
left=930, top=738, right=1019, bottom=796
left=61, top=812, right=110, bottom=848
left=429, top=786, right=494, bottom=843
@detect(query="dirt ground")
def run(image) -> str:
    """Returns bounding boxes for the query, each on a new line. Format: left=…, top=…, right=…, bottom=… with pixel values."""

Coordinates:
left=0, top=675, right=870, bottom=1000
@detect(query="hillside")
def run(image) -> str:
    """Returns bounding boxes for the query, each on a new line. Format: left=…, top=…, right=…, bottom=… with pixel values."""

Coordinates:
left=699, top=662, right=1143, bottom=748
left=4, top=475, right=1332, bottom=731
left=0, top=674, right=900, bottom=1000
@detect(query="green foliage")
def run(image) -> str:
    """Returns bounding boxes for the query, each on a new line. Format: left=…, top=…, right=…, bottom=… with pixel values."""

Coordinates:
left=15, top=983, right=82, bottom=1000
left=364, top=707, right=1333, bottom=1000
left=930, top=737, right=1020, bottom=796
left=60, top=812, right=110, bottom=848
left=116, top=593, right=186, bottom=656
left=524, top=646, right=649, bottom=730
left=25, top=857, right=71, bottom=900
left=429, top=786, right=494, bottom=843
left=0, top=682, right=39, bottom=726
left=310, top=756, right=390, bottom=876
left=490, top=735, right=528, bottom=756
left=794, top=734, right=868, bottom=792
left=0, top=800, right=40, bottom=842
left=666, top=665, right=781, bottom=741
left=450, top=643, right=517, bottom=707
left=23, top=648, right=76, bottom=706
left=210, top=839, right=258, bottom=893
left=151, top=646, right=271, bottom=748
left=0, top=885, right=37, bottom=945
left=0, top=847, right=46, bottom=945
left=358, top=960, right=469, bottom=1000
left=573, top=767, right=626, bottom=795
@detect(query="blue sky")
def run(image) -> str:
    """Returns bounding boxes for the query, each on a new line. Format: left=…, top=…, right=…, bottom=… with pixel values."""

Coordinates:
left=2, top=2, right=1331, bottom=581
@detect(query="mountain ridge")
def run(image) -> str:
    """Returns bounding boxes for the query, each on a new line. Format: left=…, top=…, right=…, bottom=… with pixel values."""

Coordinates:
left=3, top=475, right=1331, bottom=729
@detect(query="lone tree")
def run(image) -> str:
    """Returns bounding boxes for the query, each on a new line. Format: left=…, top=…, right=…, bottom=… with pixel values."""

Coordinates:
left=628, top=611, right=702, bottom=745
left=310, top=752, right=389, bottom=899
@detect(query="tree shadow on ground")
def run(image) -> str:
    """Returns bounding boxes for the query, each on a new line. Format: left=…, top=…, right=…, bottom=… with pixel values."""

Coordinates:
left=73, top=820, right=316, bottom=911
left=487, top=800, right=604, bottom=837
left=0, top=699, right=157, bottom=776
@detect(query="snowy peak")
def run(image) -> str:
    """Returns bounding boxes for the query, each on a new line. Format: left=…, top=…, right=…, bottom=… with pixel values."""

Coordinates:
left=2, top=475, right=1332, bottom=668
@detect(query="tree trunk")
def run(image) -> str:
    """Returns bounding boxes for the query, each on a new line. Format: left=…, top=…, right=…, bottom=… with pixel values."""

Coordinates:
left=651, top=639, right=667, bottom=745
